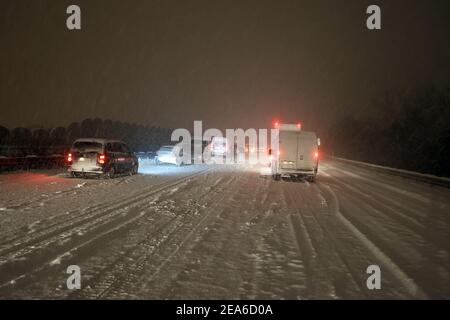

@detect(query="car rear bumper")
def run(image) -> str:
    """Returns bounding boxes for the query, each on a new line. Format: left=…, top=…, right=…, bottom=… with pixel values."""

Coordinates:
left=277, top=167, right=316, bottom=176
left=69, top=165, right=104, bottom=174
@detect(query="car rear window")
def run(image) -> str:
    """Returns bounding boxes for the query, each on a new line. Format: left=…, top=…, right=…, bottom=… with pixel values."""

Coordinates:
left=73, top=141, right=103, bottom=150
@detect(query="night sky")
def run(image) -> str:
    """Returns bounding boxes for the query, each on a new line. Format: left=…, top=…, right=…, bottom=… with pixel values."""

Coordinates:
left=1, top=0, right=449, bottom=133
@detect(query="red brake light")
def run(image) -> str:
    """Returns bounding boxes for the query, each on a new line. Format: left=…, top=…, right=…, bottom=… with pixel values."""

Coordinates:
left=274, top=121, right=279, bottom=128
left=67, top=153, right=72, bottom=163
left=314, top=152, right=319, bottom=158
left=98, top=154, right=106, bottom=164
left=297, top=123, right=302, bottom=129
left=277, top=150, right=281, bottom=156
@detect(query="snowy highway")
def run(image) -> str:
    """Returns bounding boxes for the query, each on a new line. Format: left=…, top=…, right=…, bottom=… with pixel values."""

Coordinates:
left=0, top=159, right=449, bottom=299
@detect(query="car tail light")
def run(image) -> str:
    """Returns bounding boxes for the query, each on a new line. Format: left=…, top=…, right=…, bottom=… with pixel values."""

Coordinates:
left=314, top=152, right=319, bottom=159
left=98, top=154, right=106, bottom=164
left=277, top=150, right=281, bottom=156
left=67, top=153, right=72, bottom=163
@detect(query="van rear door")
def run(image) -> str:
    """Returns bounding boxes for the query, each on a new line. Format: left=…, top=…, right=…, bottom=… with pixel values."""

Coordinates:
left=279, top=131, right=298, bottom=170
left=297, top=132, right=317, bottom=170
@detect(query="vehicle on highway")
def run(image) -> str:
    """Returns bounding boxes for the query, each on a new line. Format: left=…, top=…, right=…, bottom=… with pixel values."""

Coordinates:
left=271, top=124, right=319, bottom=181
left=155, top=145, right=183, bottom=166
left=210, top=136, right=228, bottom=158
left=189, top=139, right=209, bottom=163
left=136, top=151, right=157, bottom=161
left=156, top=140, right=209, bottom=166
left=243, top=143, right=270, bottom=165
left=207, top=136, right=239, bottom=163
left=67, top=138, right=139, bottom=178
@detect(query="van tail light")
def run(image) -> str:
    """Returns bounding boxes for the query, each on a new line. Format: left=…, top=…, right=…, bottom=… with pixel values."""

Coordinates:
left=98, top=154, right=106, bottom=164
left=67, top=153, right=72, bottom=164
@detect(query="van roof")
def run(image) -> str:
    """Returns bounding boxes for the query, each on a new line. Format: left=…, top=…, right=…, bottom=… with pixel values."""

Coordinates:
left=73, top=138, right=126, bottom=145
left=279, top=130, right=317, bottom=137
left=299, top=131, right=317, bottom=137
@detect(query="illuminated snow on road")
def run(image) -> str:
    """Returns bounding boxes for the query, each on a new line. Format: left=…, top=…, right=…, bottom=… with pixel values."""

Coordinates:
left=0, top=160, right=449, bottom=299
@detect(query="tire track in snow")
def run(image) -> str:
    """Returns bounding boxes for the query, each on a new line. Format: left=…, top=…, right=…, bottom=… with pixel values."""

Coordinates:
left=71, top=173, right=237, bottom=299
left=0, top=168, right=210, bottom=257
left=319, top=166, right=450, bottom=257
left=328, top=161, right=448, bottom=204
left=318, top=183, right=428, bottom=299
left=323, top=183, right=449, bottom=298
left=0, top=174, right=135, bottom=214
left=282, top=180, right=363, bottom=299
left=0, top=168, right=212, bottom=296
left=333, top=182, right=450, bottom=255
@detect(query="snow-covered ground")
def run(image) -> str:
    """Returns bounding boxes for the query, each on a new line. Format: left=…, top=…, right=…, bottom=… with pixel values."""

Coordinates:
left=0, top=160, right=448, bottom=299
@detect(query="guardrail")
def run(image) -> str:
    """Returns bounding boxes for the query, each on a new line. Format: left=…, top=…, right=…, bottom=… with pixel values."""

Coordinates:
left=0, top=155, right=66, bottom=172
left=331, top=156, right=450, bottom=188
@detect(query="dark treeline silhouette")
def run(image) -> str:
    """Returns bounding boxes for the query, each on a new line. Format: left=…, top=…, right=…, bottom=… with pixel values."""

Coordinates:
left=0, top=119, right=173, bottom=157
left=2, top=87, right=449, bottom=177
left=324, top=86, right=450, bottom=177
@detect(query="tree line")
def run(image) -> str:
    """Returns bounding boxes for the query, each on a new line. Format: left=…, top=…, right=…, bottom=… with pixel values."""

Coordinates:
left=324, top=86, right=450, bottom=177
left=1, top=86, right=449, bottom=177
left=0, top=119, right=173, bottom=157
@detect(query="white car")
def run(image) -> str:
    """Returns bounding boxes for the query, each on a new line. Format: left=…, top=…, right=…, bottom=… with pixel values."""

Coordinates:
left=68, top=138, right=139, bottom=178
left=155, top=145, right=183, bottom=166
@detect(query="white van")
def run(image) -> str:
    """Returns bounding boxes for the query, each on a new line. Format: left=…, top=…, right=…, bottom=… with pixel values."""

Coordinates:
left=271, top=124, right=319, bottom=181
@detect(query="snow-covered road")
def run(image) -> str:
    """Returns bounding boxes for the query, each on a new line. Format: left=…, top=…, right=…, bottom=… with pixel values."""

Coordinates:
left=0, top=160, right=448, bottom=299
